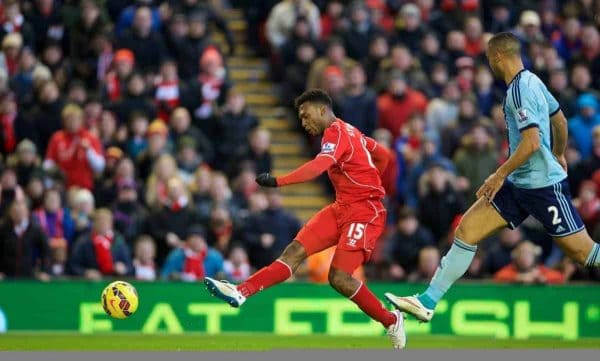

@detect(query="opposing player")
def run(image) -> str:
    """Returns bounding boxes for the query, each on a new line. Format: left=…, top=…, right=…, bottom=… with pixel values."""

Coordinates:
left=385, top=32, right=600, bottom=322
left=205, top=89, right=406, bottom=349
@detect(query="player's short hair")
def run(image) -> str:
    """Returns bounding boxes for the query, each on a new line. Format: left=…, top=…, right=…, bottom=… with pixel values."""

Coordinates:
left=488, top=32, right=521, bottom=57
left=294, top=89, right=333, bottom=110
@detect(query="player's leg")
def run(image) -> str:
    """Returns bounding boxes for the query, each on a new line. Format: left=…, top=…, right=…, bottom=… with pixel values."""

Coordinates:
left=328, top=250, right=398, bottom=327
left=536, top=179, right=600, bottom=267
left=386, top=183, right=523, bottom=321
left=328, top=219, right=406, bottom=349
left=554, top=230, right=599, bottom=266
left=205, top=205, right=340, bottom=306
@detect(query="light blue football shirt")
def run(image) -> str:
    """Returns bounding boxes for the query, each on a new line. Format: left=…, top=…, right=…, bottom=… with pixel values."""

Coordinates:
left=504, top=69, right=566, bottom=189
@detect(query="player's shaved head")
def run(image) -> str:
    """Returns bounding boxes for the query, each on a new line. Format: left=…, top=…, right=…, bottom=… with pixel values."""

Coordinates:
left=486, top=32, right=524, bottom=82
left=487, top=32, right=521, bottom=57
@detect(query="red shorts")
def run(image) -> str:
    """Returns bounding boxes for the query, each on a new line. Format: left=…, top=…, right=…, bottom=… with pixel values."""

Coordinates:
left=295, top=200, right=387, bottom=274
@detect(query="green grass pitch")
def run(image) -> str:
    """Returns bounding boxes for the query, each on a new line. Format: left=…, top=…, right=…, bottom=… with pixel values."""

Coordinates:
left=1, top=333, right=599, bottom=350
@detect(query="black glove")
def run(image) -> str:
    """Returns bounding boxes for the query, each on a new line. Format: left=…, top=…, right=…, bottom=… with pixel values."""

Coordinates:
left=256, top=173, right=278, bottom=187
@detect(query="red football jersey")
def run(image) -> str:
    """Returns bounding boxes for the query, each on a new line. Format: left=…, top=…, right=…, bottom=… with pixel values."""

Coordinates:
left=317, top=119, right=385, bottom=204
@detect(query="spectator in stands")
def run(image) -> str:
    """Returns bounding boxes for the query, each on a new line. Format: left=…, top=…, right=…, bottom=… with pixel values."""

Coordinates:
left=0, top=92, right=18, bottom=157
left=407, top=246, right=440, bottom=282
left=418, top=32, right=447, bottom=78
left=453, top=124, right=499, bottom=203
left=342, top=0, right=382, bottom=62
left=214, top=89, right=259, bottom=167
left=548, top=69, right=576, bottom=118
left=104, top=49, right=135, bottom=103
left=145, top=153, right=179, bottom=209
left=69, top=188, right=95, bottom=240
left=160, top=225, right=224, bottom=280
left=393, top=3, right=426, bottom=53
left=229, top=128, right=272, bottom=178
left=474, top=66, right=502, bottom=116
left=30, top=80, right=64, bottom=152
left=570, top=63, right=600, bottom=100
left=0, top=0, right=35, bottom=50
left=148, top=176, right=200, bottom=265
left=377, top=71, right=428, bottom=140
left=32, top=188, right=75, bottom=247
left=207, top=204, right=238, bottom=254
left=375, top=44, right=428, bottom=94
left=112, top=72, right=156, bottom=125
left=340, top=64, right=377, bottom=136
left=223, top=244, right=251, bottom=282
left=11, top=139, right=43, bottom=187
left=425, top=80, right=460, bottom=134
left=445, top=30, right=467, bottom=74
left=126, top=111, right=149, bottom=159
left=494, top=240, right=565, bottom=284
left=68, top=208, right=133, bottom=280
left=70, top=0, right=110, bottom=86
left=363, top=34, right=389, bottom=85
left=574, top=180, right=600, bottom=231
left=322, top=65, right=346, bottom=114
left=173, top=11, right=208, bottom=79
left=464, top=16, right=484, bottom=57
left=482, top=228, right=523, bottom=275
left=386, top=207, right=435, bottom=280
left=176, top=137, right=202, bottom=184
left=0, top=32, right=23, bottom=78
left=111, top=177, right=148, bottom=247
left=569, top=93, right=600, bottom=160
left=116, top=6, right=167, bottom=73
left=282, top=41, right=317, bottom=107
left=154, top=60, right=184, bottom=122
left=307, top=37, right=356, bottom=90
left=281, top=16, right=320, bottom=67
left=133, top=235, right=157, bottom=281
left=44, top=104, right=105, bottom=190
left=0, top=167, right=25, bottom=216
left=266, top=0, right=321, bottom=50
left=136, top=120, right=170, bottom=180
left=0, top=199, right=49, bottom=280
left=186, top=46, right=230, bottom=122
left=440, top=94, right=479, bottom=157
left=243, top=188, right=301, bottom=269
left=579, top=24, right=600, bottom=90
left=552, top=17, right=581, bottom=61
left=169, top=107, right=214, bottom=166
left=417, top=163, right=465, bottom=242
left=487, top=0, right=512, bottom=34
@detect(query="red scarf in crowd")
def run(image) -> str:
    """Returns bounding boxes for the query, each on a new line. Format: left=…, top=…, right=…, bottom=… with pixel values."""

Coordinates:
left=105, top=72, right=122, bottom=102
left=155, top=80, right=180, bottom=121
left=0, top=112, right=17, bottom=153
left=182, top=247, right=207, bottom=281
left=92, top=231, right=114, bottom=275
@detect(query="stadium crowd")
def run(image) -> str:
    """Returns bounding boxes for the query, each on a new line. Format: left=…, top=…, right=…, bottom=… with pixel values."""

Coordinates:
left=0, top=0, right=599, bottom=285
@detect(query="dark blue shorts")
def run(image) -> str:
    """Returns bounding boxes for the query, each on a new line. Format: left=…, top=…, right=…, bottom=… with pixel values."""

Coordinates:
left=491, top=178, right=585, bottom=237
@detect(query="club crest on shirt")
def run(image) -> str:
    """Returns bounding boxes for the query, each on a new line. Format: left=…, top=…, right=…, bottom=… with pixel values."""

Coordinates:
left=517, top=108, right=528, bottom=122
left=321, top=142, right=336, bottom=153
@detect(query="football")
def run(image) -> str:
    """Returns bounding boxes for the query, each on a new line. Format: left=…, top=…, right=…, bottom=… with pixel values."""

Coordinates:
left=101, top=281, right=139, bottom=319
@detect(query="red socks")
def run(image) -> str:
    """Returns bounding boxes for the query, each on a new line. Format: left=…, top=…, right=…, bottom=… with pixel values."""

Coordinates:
left=236, top=260, right=396, bottom=328
left=237, top=259, right=293, bottom=297
left=350, top=283, right=397, bottom=328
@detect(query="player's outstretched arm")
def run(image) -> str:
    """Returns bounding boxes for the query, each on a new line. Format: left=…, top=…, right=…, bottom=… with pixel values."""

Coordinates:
left=256, top=156, right=336, bottom=188
left=477, top=127, right=540, bottom=202
left=550, top=110, right=568, bottom=171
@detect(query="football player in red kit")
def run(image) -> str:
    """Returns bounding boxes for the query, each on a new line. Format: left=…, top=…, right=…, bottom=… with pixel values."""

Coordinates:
left=205, top=89, right=406, bottom=349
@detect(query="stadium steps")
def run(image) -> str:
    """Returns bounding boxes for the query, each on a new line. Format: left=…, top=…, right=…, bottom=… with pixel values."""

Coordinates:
left=213, top=8, right=331, bottom=222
